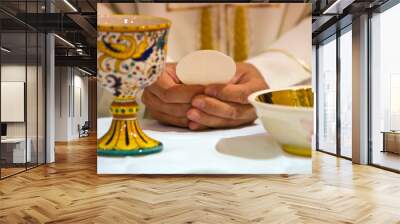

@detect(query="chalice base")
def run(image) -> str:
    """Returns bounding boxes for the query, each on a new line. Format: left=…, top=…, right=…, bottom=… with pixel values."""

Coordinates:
left=97, top=97, right=162, bottom=156
left=282, top=145, right=311, bottom=157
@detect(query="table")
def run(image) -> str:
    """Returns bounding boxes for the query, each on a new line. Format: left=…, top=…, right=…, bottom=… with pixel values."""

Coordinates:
left=381, top=131, right=400, bottom=154
left=1, top=138, right=31, bottom=164
left=97, top=118, right=311, bottom=174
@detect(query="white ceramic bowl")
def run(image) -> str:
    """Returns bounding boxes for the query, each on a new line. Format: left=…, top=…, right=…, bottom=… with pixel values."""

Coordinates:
left=248, top=85, right=314, bottom=157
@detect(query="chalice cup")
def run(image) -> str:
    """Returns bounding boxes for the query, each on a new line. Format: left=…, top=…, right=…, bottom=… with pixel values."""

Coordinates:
left=97, top=15, right=170, bottom=156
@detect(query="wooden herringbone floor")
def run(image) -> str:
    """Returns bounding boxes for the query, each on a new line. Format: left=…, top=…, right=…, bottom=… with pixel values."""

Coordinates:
left=0, top=135, right=400, bottom=224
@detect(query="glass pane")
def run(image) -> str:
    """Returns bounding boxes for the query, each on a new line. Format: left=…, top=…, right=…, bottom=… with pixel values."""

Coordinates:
left=340, top=29, right=352, bottom=158
left=0, top=0, right=46, bottom=178
left=312, top=45, right=317, bottom=151
left=371, top=4, right=400, bottom=171
left=27, top=31, right=38, bottom=169
left=317, top=37, right=337, bottom=154
left=1, top=31, right=27, bottom=177
left=38, top=32, right=45, bottom=165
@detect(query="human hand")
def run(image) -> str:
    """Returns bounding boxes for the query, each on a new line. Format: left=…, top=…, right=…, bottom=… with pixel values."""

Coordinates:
left=142, top=63, right=206, bottom=128
left=187, top=63, right=269, bottom=130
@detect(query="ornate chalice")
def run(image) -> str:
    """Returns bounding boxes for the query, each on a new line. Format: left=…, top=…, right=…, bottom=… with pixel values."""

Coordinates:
left=97, top=15, right=170, bottom=156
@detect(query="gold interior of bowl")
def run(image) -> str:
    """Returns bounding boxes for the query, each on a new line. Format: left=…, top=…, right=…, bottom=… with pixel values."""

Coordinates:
left=98, top=15, right=171, bottom=32
left=256, top=87, right=313, bottom=108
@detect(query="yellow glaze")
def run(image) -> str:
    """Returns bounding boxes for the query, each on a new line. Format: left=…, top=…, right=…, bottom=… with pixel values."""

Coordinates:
left=98, top=97, right=160, bottom=152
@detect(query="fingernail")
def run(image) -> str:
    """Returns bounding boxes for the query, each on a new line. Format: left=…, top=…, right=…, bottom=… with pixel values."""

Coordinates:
left=205, top=87, right=217, bottom=97
left=192, top=98, right=205, bottom=109
left=187, top=109, right=199, bottom=121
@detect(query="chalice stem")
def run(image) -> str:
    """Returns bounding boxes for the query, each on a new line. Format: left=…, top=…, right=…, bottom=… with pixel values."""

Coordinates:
left=97, top=96, right=162, bottom=156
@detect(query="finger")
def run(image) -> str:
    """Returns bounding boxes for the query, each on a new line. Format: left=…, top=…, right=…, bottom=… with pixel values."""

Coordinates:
left=228, top=67, right=246, bottom=84
left=147, top=64, right=204, bottom=103
left=229, top=73, right=242, bottom=84
left=192, top=95, right=256, bottom=120
left=188, top=121, right=208, bottom=131
left=204, top=84, right=251, bottom=104
left=187, top=108, right=254, bottom=128
left=164, top=63, right=180, bottom=84
left=147, top=78, right=204, bottom=104
left=149, top=110, right=189, bottom=128
left=228, top=63, right=255, bottom=84
left=146, top=71, right=176, bottom=99
left=142, top=90, right=191, bottom=117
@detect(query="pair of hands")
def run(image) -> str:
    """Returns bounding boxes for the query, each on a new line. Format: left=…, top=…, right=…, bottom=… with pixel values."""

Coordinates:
left=142, top=62, right=269, bottom=131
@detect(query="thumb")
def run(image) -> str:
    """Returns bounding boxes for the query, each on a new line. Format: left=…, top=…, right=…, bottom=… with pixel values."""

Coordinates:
left=164, top=63, right=181, bottom=84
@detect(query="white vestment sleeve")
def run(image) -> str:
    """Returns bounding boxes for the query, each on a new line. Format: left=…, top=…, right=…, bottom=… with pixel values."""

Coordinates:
left=246, top=17, right=312, bottom=89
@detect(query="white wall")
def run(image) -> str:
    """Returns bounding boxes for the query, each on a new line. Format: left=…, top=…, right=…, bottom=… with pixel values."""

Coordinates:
left=55, top=66, right=69, bottom=141
left=72, top=73, right=89, bottom=138
left=1, top=65, right=34, bottom=138
left=55, top=67, right=89, bottom=141
left=1, top=63, right=46, bottom=164
left=1, top=65, right=26, bottom=143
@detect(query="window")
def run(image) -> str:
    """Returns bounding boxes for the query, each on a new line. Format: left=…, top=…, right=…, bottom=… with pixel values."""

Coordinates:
left=370, top=2, right=400, bottom=171
left=317, top=36, right=337, bottom=154
left=339, top=28, right=352, bottom=158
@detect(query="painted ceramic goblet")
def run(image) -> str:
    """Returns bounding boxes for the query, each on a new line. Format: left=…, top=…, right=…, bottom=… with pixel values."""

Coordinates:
left=97, top=15, right=170, bottom=156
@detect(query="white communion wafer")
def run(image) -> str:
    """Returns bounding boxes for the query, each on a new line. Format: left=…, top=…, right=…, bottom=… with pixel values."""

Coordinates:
left=176, top=50, right=236, bottom=85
